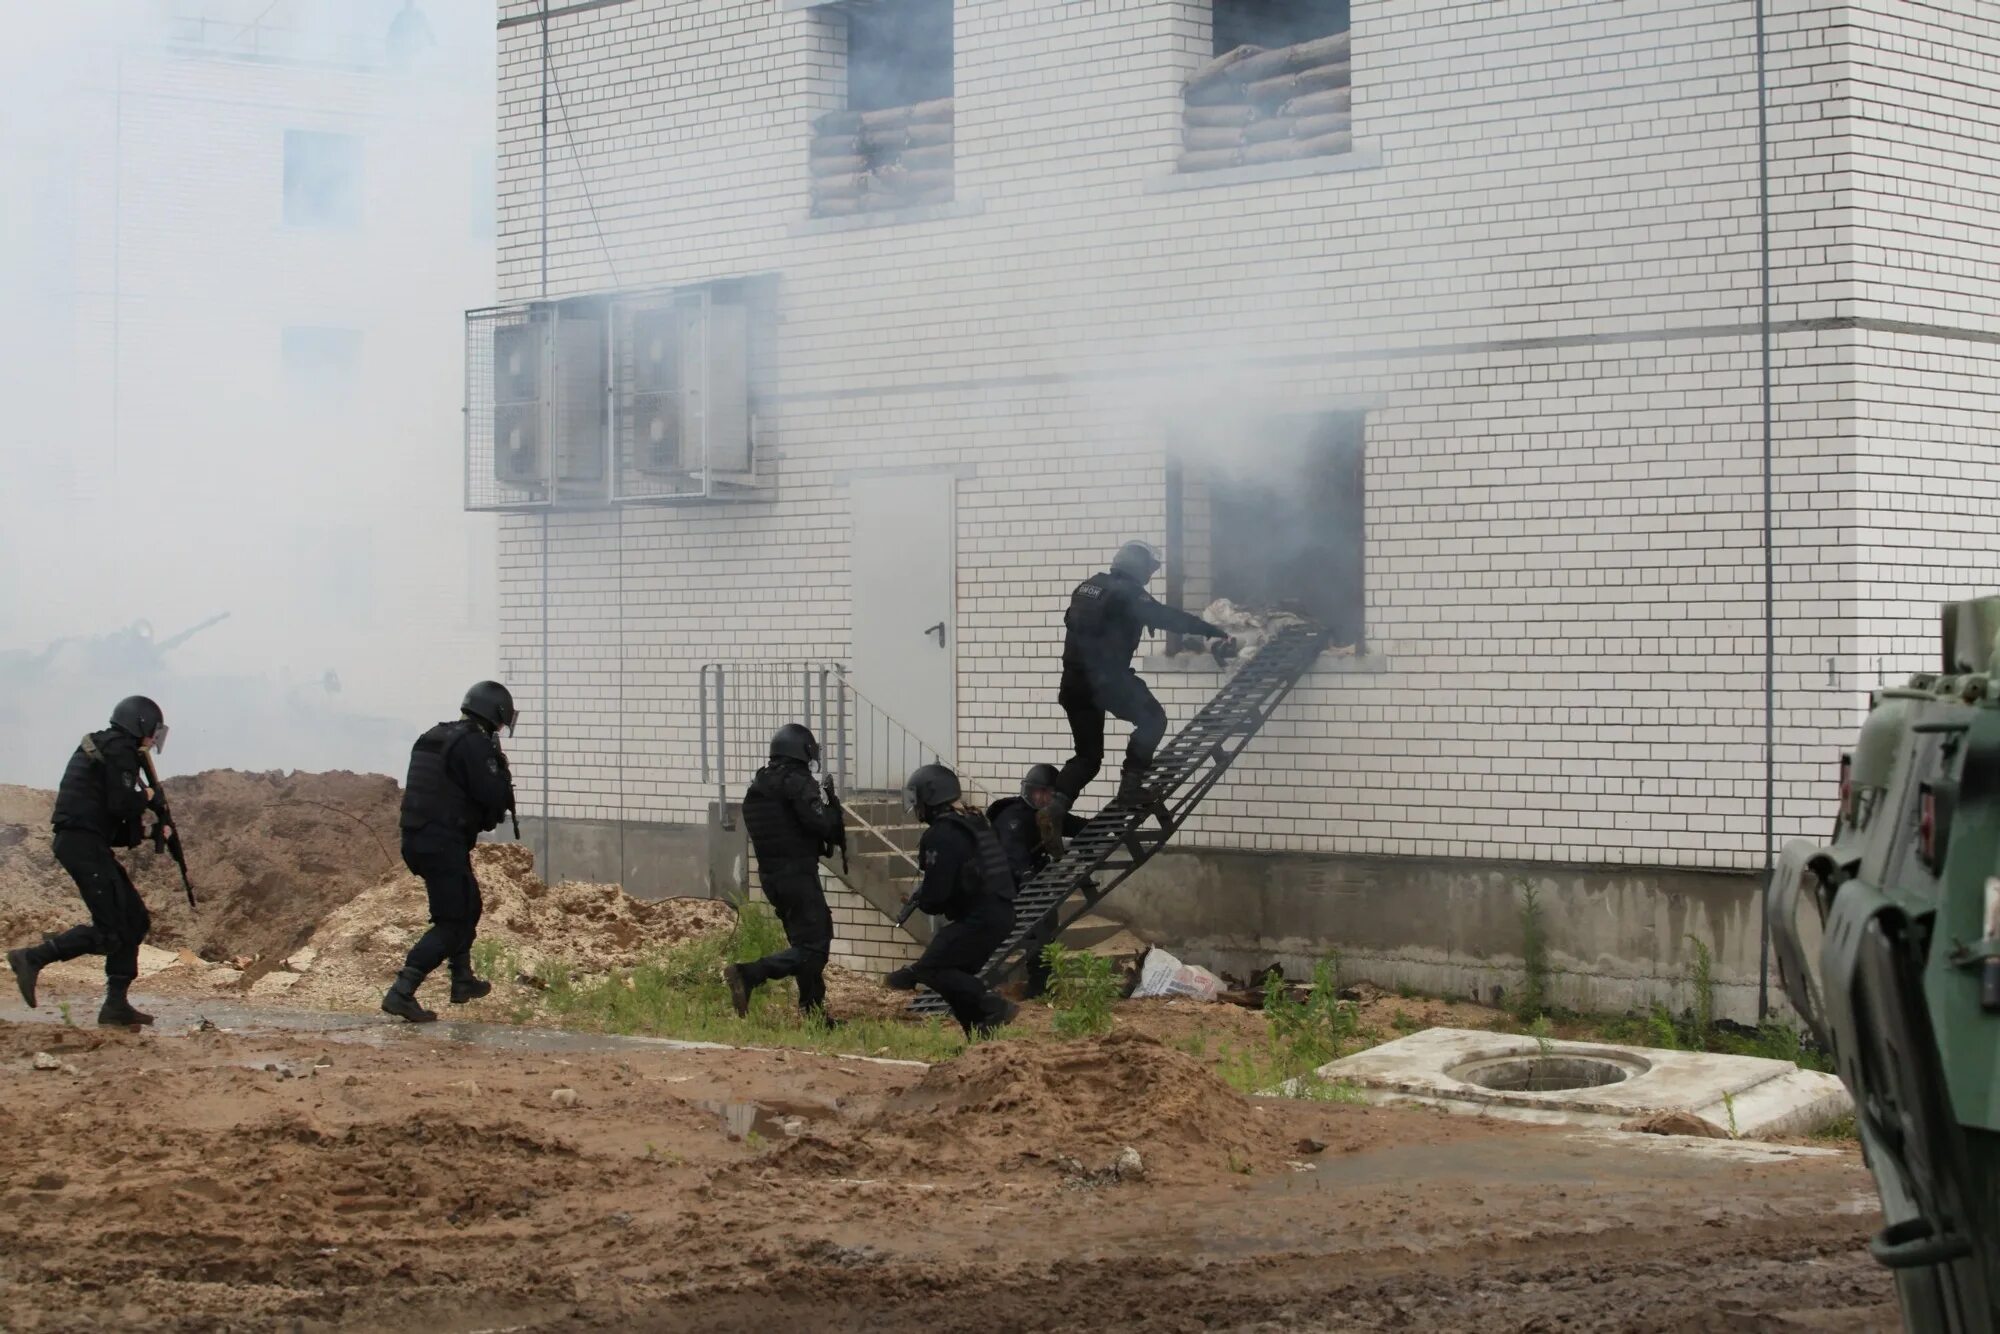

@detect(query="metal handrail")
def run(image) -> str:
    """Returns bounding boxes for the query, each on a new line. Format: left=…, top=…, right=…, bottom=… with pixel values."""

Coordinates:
left=698, top=661, right=987, bottom=827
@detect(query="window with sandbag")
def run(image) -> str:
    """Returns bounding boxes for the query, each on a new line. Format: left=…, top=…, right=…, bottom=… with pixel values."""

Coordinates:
left=808, top=0, right=954, bottom=219
left=1180, top=0, right=1352, bottom=175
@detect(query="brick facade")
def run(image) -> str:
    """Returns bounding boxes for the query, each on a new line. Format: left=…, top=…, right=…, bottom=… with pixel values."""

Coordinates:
left=487, top=1, right=2000, bottom=903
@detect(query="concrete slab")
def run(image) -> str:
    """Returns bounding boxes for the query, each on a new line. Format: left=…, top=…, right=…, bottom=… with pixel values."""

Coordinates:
left=1310, top=1027, right=1851, bottom=1140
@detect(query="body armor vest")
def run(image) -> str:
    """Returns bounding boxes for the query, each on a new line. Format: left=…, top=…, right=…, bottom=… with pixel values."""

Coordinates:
left=741, top=762, right=822, bottom=871
left=935, top=808, right=1017, bottom=903
left=401, top=720, right=485, bottom=835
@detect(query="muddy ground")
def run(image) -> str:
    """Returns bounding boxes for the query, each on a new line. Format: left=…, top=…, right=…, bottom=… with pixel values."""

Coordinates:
left=1, top=771, right=1900, bottom=1329
left=0, top=1008, right=1896, bottom=1333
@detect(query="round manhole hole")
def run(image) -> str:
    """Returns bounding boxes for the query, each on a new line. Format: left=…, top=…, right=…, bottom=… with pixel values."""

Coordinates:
left=1450, top=1055, right=1639, bottom=1093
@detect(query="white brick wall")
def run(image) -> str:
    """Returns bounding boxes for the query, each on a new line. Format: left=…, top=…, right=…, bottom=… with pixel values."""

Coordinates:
left=487, top=0, right=2000, bottom=881
left=6, top=30, right=499, bottom=761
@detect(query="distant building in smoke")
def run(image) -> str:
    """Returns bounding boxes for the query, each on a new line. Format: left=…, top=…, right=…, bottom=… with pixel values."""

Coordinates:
left=475, top=0, right=2000, bottom=1019
left=3, top=0, right=495, bottom=775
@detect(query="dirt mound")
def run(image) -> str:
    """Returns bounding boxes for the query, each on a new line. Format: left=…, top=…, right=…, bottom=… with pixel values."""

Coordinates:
left=276, top=843, right=737, bottom=1009
left=875, top=1030, right=1277, bottom=1168
left=0, top=770, right=401, bottom=973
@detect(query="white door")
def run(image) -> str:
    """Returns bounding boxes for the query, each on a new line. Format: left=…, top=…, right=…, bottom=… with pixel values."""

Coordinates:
left=849, top=472, right=955, bottom=790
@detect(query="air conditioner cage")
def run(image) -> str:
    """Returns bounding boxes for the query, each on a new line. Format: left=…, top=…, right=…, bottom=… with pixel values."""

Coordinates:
left=463, top=282, right=764, bottom=514
left=465, top=304, right=553, bottom=511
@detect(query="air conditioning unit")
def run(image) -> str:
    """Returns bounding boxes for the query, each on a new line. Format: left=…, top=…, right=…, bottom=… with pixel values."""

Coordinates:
left=485, top=310, right=606, bottom=495
left=494, top=401, right=543, bottom=487
left=467, top=278, right=764, bottom=512
left=626, top=305, right=683, bottom=475
left=613, top=285, right=751, bottom=485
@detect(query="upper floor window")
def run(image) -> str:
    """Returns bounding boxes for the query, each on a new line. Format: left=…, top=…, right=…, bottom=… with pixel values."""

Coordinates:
left=283, top=130, right=362, bottom=228
left=847, top=0, right=953, bottom=111
left=809, top=0, right=954, bottom=219
left=1180, top=0, right=1352, bottom=176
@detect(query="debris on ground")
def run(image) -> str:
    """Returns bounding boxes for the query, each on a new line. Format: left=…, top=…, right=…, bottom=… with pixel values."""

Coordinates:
left=1622, top=1109, right=1732, bottom=1139
left=1132, top=947, right=1224, bottom=1002
left=0, top=1014, right=1898, bottom=1330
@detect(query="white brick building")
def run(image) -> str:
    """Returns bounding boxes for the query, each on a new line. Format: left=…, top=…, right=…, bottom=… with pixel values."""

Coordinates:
left=481, top=0, right=2000, bottom=1014
left=0, top=1, right=497, bottom=778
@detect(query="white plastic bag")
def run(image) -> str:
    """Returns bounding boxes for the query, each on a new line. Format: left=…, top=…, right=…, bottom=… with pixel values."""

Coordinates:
left=1132, top=946, right=1223, bottom=1002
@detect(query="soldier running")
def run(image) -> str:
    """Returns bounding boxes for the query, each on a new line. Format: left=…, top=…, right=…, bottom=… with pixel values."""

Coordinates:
left=725, top=723, right=846, bottom=1024
left=7, top=696, right=174, bottom=1027
left=380, top=681, right=517, bottom=1023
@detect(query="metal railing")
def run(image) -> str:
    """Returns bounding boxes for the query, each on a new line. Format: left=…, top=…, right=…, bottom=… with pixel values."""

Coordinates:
left=698, top=661, right=982, bottom=820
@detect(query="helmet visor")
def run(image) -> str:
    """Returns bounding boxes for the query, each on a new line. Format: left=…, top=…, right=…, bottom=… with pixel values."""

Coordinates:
left=150, top=722, right=169, bottom=754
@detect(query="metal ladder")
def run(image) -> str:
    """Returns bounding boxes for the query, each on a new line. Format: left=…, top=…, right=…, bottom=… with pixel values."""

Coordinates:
left=909, top=620, right=1336, bottom=1013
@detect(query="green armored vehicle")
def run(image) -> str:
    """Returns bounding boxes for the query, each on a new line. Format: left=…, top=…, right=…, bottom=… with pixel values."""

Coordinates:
left=1770, top=596, right=2000, bottom=1332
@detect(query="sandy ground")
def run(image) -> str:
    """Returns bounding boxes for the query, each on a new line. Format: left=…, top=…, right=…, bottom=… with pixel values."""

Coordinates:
left=3, top=772, right=1898, bottom=1329
left=0, top=1005, right=1897, bottom=1333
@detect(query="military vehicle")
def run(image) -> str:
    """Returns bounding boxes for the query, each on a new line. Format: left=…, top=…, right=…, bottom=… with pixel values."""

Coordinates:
left=1770, top=596, right=2000, bottom=1332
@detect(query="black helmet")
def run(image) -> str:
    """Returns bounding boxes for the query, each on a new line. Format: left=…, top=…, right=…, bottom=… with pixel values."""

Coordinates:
left=1021, top=763, right=1060, bottom=799
left=770, top=722, right=819, bottom=765
left=110, top=695, right=166, bottom=750
left=902, top=762, right=961, bottom=823
left=461, top=680, right=516, bottom=735
left=1110, top=540, right=1162, bottom=583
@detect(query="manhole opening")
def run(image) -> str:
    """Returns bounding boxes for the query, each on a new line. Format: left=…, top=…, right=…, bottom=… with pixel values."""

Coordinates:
left=1457, top=1055, right=1632, bottom=1093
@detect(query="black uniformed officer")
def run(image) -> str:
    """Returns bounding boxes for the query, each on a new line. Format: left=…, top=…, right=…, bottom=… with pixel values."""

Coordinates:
left=725, top=723, right=845, bottom=1023
left=885, top=762, right=1020, bottom=1038
left=988, top=762, right=1095, bottom=998
left=1056, top=540, right=1231, bottom=810
left=988, top=762, right=1085, bottom=884
left=381, top=680, right=517, bottom=1023
left=7, top=696, right=173, bottom=1027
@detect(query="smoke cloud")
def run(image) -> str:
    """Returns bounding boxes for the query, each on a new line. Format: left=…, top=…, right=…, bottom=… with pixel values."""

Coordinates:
left=0, top=1, right=498, bottom=783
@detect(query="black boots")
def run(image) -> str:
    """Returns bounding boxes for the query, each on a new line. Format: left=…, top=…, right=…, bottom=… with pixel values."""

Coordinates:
left=381, top=966, right=437, bottom=1023
left=970, top=996, right=1020, bottom=1040
left=97, top=976, right=153, bottom=1028
left=1114, top=763, right=1161, bottom=810
left=1036, top=793, right=1070, bottom=858
left=8, top=937, right=60, bottom=1008
left=723, top=963, right=756, bottom=1017
left=447, top=954, right=491, bottom=1005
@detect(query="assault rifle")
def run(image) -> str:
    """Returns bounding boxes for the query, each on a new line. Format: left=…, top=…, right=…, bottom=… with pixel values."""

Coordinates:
left=820, top=773, right=849, bottom=876
left=497, top=745, right=521, bottom=840
left=138, top=751, right=195, bottom=909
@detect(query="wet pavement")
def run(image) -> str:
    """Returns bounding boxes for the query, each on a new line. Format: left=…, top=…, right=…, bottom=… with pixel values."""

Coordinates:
left=0, top=997, right=928, bottom=1065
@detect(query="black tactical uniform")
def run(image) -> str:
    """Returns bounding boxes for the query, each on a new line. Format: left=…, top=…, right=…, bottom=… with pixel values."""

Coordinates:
left=988, top=764, right=1088, bottom=998
left=1057, top=541, right=1228, bottom=807
left=887, top=764, right=1020, bottom=1038
left=727, top=724, right=845, bottom=1021
left=381, top=681, right=516, bottom=1023
left=987, top=764, right=1085, bottom=889
left=8, top=696, right=169, bottom=1027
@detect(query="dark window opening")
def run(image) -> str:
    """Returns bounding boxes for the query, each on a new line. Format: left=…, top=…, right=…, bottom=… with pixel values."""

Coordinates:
left=283, top=129, right=362, bottom=228
left=847, top=0, right=953, bottom=112
left=1213, top=0, right=1349, bottom=56
left=1169, top=413, right=1365, bottom=650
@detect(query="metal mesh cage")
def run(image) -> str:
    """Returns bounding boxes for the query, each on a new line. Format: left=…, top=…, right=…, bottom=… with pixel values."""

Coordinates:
left=464, top=303, right=612, bottom=511
left=465, top=284, right=759, bottom=512
left=465, top=304, right=553, bottom=511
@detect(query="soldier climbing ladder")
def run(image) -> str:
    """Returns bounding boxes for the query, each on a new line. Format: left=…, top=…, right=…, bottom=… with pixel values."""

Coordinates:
left=908, top=620, right=1335, bottom=1015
